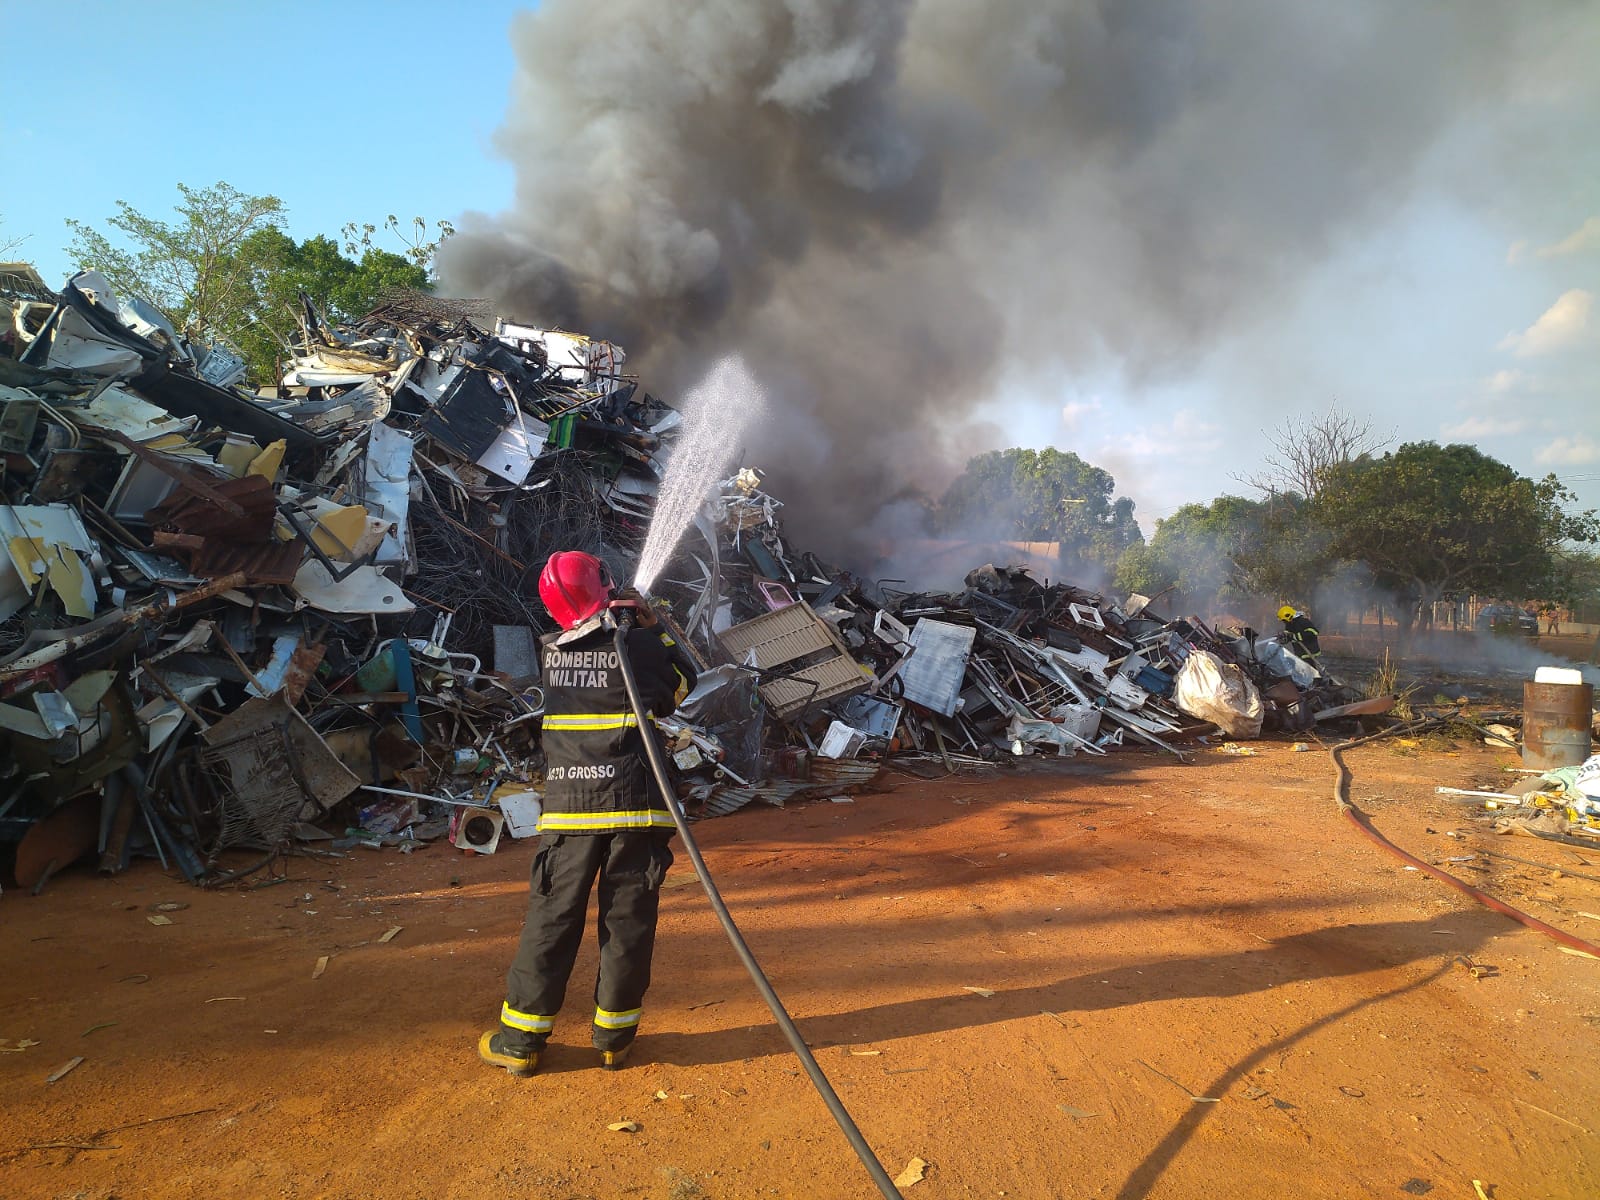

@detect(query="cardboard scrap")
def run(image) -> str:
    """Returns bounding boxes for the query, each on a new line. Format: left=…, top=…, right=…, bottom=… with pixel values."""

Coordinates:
left=893, top=1157, right=927, bottom=1188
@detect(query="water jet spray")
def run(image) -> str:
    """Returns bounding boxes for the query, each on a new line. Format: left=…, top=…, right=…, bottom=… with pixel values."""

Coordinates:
left=633, top=355, right=766, bottom=594
left=613, top=357, right=905, bottom=1198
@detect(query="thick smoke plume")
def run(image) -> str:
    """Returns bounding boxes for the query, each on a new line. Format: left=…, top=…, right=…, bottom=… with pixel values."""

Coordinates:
left=441, top=1, right=1568, bottom=566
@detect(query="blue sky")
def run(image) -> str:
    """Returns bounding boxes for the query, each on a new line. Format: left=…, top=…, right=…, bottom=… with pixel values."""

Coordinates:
left=989, top=189, right=1600, bottom=527
left=3, top=2, right=1596, bottom=537
left=0, top=0, right=521, bottom=282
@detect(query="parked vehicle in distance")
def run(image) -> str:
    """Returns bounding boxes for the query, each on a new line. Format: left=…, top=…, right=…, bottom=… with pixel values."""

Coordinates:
left=1477, top=604, right=1539, bottom=636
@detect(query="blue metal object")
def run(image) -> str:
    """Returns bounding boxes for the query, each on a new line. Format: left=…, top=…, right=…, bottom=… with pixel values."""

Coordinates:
left=1134, top=665, right=1174, bottom=698
left=391, top=640, right=424, bottom=744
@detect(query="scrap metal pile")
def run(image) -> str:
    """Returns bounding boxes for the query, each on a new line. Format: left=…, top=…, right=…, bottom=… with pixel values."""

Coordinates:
left=647, top=506, right=1374, bottom=794
left=0, top=273, right=664, bottom=888
left=0, top=271, right=1378, bottom=891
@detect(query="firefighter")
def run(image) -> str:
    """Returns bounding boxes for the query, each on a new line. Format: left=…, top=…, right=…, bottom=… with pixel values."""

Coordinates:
left=479, top=551, right=696, bottom=1077
left=1277, top=605, right=1322, bottom=668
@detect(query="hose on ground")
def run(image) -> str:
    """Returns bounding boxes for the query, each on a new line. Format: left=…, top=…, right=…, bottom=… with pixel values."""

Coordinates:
left=1330, top=719, right=1600, bottom=958
left=614, top=618, right=906, bottom=1200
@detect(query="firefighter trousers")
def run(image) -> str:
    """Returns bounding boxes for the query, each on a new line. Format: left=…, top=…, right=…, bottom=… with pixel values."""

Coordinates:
left=500, top=830, right=674, bottom=1053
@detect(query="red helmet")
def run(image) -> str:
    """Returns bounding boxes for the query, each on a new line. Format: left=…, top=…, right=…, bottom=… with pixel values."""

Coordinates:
left=538, top=551, right=612, bottom=629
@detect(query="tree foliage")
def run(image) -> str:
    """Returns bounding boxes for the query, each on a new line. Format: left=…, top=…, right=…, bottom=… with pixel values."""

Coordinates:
left=1546, top=549, right=1600, bottom=609
left=1313, top=442, right=1599, bottom=623
left=65, top=182, right=286, bottom=345
left=1114, top=493, right=1332, bottom=615
left=341, top=216, right=455, bottom=274
left=65, top=183, right=437, bottom=383
left=938, top=448, right=1143, bottom=575
left=230, top=230, right=426, bottom=381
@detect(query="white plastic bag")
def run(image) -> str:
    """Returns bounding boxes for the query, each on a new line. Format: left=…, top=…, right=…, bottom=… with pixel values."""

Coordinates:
left=1174, top=649, right=1264, bottom=738
left=1573, top=753, right=1600, bottom=801
left=1232, top=636, right=1318, bottom=688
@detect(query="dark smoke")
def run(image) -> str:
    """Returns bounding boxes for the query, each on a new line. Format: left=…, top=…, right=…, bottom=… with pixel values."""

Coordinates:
left=440, top=1, right=1568, bottom=566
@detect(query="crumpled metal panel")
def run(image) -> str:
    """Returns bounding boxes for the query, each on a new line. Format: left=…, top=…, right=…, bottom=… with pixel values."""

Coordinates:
left=717, top=600, right=869, bottom=719
left=898, top=619, right=976, bottom=717
left=200, top=695, right=360, bottom=811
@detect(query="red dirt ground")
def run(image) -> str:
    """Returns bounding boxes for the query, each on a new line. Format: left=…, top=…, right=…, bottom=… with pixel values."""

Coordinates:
left=4, top=735, right=1599, bottom=1200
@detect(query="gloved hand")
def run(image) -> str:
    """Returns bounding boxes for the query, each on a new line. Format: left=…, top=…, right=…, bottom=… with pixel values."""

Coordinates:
left=610, top=589, right=658, bottom=627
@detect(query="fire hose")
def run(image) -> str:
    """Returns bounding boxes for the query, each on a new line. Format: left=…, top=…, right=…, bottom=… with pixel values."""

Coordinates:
left=613, top=614, right=906, bottom=1200
left=1331, top=720, right=1600, bottom=957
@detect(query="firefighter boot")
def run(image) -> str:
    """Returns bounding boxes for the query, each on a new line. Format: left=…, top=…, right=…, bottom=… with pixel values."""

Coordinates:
left=479, top=1030, right=540, bottom=1077
left=597, top=1029, right=636, bottom=1071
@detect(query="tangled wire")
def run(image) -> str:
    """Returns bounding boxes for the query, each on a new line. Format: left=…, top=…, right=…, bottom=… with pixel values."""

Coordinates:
left=405, top=450, right=648, bottom=658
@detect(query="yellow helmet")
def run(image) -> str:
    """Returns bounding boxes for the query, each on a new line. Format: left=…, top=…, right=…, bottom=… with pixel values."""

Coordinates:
left=1277, top=605, right=1296, bottom=622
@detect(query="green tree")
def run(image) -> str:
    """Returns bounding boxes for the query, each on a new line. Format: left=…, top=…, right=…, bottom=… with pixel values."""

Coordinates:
left=1544, top=548, right=1600, bottom=611
left=1115, top=492, right=1338, bottom=618
left=1119, top=496, right=1262, bottom=611
left=1231, top=491, right=1338, bottom=609
left=232, top=230, right=426, bottom=381
left=65, top=182, right=285, bottom=344
left=65, top=183, right=434, bottom=382
left=1313, top=442, right=1599, bottom=631
left=939, top=448, right=1143, bottom=575
left=342, top=216, right=455, bottom=277
left=1113, top=542, right=1176, bottom=599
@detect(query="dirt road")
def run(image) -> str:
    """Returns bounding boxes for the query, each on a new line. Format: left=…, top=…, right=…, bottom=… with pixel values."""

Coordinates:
left=4, top=737, right=1598, bottom=1199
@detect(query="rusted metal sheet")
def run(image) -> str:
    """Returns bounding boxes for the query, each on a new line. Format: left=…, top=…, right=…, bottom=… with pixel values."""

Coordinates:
left=152, top=529, right=305, bottom=585
left=282, top=642, right=327, bottom=706
left=145, top=472, right=277, bottom=539
left=143, top=468, right=303, bottom=584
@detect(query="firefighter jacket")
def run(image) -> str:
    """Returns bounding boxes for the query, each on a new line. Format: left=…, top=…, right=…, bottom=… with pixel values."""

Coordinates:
left=537, top=616, right=696, bottom=835
left=1283, top=614, right=1321, bottom=659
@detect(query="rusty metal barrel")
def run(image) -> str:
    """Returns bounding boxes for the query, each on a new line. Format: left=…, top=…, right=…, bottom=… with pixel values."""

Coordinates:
left=1522, top=681, right=1595, bottom=769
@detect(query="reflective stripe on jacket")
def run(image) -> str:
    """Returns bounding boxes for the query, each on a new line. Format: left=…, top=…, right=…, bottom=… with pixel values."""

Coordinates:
left=1283, top=614, right=1321, bottom=657
left=537, top=619, right=689, bottom=834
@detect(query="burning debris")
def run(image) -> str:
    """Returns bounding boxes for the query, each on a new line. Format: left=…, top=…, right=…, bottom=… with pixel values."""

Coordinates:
left=1, top=274, right=1377, bottom=892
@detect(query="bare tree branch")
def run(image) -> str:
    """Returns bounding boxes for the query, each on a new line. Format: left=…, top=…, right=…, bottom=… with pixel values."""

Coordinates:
left=0, top=215, right=30, bottom=259
left=1239, top=402, right=1393, bottom=499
